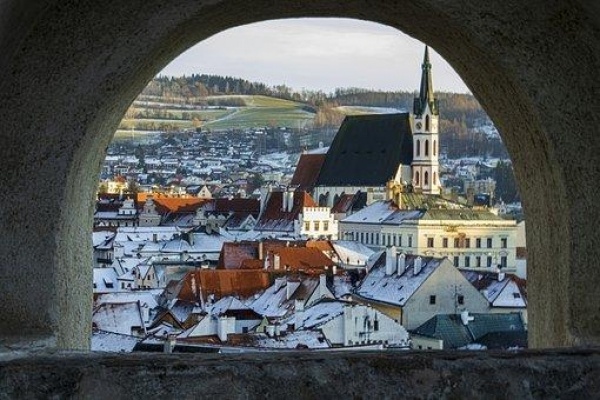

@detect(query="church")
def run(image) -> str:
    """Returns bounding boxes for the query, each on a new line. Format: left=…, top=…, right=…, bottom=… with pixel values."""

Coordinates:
left=292, top=46, right=441, bottom=208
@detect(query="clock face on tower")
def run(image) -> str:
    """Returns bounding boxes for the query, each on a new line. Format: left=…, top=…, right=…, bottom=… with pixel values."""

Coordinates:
left=416, top=122, right=422, bottom=130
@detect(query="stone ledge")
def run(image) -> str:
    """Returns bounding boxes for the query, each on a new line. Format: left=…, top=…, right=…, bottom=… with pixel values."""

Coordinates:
left=1, top=348, right=599, bottom=399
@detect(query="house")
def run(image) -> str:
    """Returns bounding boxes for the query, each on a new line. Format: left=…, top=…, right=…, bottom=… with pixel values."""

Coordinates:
left=253, top=188, right=317, bottom=237
left=94, top=197, right=138, bottom=229
left=92, top=301, right=150, bottom=337
left=353, top=250, right=488, bottom=330
left=461, top=270, right=527, bottom=324
left=410, top=311, right=527, bottom=350
left=339, top=199, right=518, bottom=273
left=249, top=275, right=335, bottom=319
left=285, top=299, right=410, bottom=348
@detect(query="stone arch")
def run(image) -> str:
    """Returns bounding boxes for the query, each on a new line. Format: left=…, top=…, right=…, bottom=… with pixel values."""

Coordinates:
left=0, top=0, right=597, bottom=350
left=424, top=171, right=429, bottom=186
left=415, top=171, right=420, bottom=186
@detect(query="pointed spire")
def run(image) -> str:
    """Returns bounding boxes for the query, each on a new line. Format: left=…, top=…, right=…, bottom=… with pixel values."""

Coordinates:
left=414, top=46, right=438, bottom=116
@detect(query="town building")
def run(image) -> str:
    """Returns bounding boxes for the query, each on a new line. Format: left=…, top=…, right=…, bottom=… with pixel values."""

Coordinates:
left=353, top=251, right=489, bottom=330
left=339, top=200, right=518, bottom=273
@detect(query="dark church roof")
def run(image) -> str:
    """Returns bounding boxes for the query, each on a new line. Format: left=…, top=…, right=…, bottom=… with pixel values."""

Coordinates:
left=315, top=113, right=413, bottom=187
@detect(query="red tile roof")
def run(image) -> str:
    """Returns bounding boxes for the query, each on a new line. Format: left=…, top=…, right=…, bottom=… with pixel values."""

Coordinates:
left=213, top=198, right=260, bottom=216
left=175, top=269, right=271, bottom=302
left=291, top=154, right=326, bottom=191
left=255, top=190, right=317, bottom=232
left=266, top=247, right=334, bottom=274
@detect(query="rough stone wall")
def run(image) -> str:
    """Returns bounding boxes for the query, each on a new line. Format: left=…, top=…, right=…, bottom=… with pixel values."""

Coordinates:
left=1, top=349, right=599, bottom=399
left=0, top=0, right=597, bottom=350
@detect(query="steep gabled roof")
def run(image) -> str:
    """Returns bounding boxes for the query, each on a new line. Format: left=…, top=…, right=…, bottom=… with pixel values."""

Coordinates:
left=355, top=253, right=446, bottom=307
left=291, top=153, right=326, bottom=191
left=255, top=191, right=317, bottom=232
left=315, top=113, right=413, bottom=187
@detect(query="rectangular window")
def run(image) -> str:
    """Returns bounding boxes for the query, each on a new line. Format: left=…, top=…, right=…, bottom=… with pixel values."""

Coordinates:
left=304, top=222, right=310, bottom=231
left=476, top=256, right=481, bottom=267
left=465, top=238, right=471, bottom=248
left=375, top=233, right=379, bottom=245
left=360, top=232, right=364, bottom=243
left=323, top=221, right=329, bottom=231
left=427, top=237, right=434, bottom=248
left=476, top=238, right=482, bottom=248
left=314, top=221, right=320, bottom=231
left=501, top=256, right=507, bottom=269
left=408, top=236, right=413, bottom=247
left=374, top=320, right=379, bottom=331
left=392, top=235, right=397, bottom=247
left=501, top=238, right=507, bottom=248
left=442, top=238, right=448, bottom=248
left=487, top=238, right=493, bottom=248
left=370, top=232, right=374, bottom=244
left=458, top=295, right=465, bottom=305
left=454, top=256, right=459, bottom=267
left=487, top=256, right=493, bottom=267
left=398, top=235, right=402, bottom=247
left=464, top=256, right=470, bottom=268
left=454, top=238, right=460, bottom=248
left=429, top=295, right=436, bottom=305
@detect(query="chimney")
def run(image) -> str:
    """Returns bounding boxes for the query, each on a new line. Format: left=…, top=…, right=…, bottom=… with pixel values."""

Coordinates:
left=460, top=310, right=474, bottom=326
left=152, top=233, right=158, bottom=243
left=295, top=299, right=305, bottom=329
left=273, top=253, right=281, bottom=270
left=163, top=334, right=177, bottom=354
left=286, top=279, right=295, bottom=300
left=266, top=324, right=275, bottom=337
left=258, top=240, right=264, bottom=260
left=385, top=246, right=397, bottom=275
left=413, top=256, right=423, bottom=275
left=398, top=253, right=406, bottom=274
left=259, top=185, right=271, bottom=214
left=287, top=189, right=294, bottom=212
left=281, top=190, right=287, bottom=212
left=498, top=272, right=506, bottom=282
left=319, top=273, right=327, bottom=290
left=217, top=316, right=233, bottom=342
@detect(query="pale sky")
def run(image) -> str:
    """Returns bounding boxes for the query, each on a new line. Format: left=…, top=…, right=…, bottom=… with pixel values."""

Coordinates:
left=160, top=18, right=469, bottom=94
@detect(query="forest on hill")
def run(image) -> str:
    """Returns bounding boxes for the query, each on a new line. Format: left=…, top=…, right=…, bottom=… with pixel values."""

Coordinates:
left=136, top=74, right=507, bottom=159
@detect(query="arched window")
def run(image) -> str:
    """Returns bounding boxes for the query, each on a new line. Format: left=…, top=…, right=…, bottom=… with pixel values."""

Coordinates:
left=424, top=171, right=429, bottom=186
left=415, top=171, right=420, bottom=185
left=416, top=139, right=421, bottom=156
left=425, top=140, right=429, bottom=156
left=433, top=140, right=437, bottom=156
left=433, top=172, right=437, bottom=185
left=425, top=115, right=431, bottom=131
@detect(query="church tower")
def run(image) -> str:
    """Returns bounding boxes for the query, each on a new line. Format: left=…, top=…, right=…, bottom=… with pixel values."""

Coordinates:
left=411, top=46, right=441, bottom=195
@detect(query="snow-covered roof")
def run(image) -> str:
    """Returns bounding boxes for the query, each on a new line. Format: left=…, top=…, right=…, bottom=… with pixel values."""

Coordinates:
left=248, top=277, right=320, bottom=319
left=332, top=240, right=375, bottom=266
left=284, top=300, right=346, bottom=330
left=91, top=330, right=139, bottom=353
left=93, top=268, right=119, bottom=293
left=92, top=302, right=145, bottom=336
left=355, top=253, right=446, bottom=306
left=95, top=290, right=161, bottom=309
left=93, top=231, right=115, bottom=248
left=209, top=296, right=249, bottom=316
left=461, top=271, right=527, bottom=308
left=342, top=200, right=399, bottom=224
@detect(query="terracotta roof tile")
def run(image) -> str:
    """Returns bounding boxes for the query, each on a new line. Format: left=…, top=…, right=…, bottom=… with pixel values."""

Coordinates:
left=291, top=154, right=326, bottom=191
left=267, top=247, right=334, bottom=274
left=255, top=191, right=317, bottom=232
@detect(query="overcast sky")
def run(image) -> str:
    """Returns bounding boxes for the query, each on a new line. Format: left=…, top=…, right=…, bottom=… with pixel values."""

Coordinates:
left=160, top=18, right=469, bottom=94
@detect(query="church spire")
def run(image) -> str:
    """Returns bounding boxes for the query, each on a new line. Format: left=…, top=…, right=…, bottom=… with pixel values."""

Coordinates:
left=414, top=46, right=438, bottom=116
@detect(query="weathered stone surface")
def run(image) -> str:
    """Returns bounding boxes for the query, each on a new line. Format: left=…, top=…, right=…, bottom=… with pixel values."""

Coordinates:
left=1, top=349, right=599, bottom=399
left=0, top=0, right=598, bottom=350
